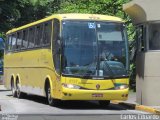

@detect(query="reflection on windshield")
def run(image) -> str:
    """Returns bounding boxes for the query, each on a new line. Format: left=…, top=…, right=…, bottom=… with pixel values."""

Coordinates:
left=62, top=21, right=128, bottom=78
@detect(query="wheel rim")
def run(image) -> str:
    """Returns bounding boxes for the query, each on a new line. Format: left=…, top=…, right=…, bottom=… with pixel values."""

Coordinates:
left=11, top=84, right=15, bottom=95
left=16, top=83, right=20, bottom=97
left=48, top=87, right=52, bottom=104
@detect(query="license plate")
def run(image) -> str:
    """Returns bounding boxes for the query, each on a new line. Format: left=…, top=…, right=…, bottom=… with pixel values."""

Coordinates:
left=92, top=93, right=103, bottom=97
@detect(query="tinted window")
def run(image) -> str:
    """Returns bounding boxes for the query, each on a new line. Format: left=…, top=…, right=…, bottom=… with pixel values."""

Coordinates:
left=12, top=34, right=16, bottom=50
left=149, top=23, right=160, bottom=50
left=8, top=35, right=12, bottom=51
left=136, top=25, right=146, bottom=51
left=62, top=21, right=128, bottom=77
left=16, top=31, right=22, bottom=50
left=22, top=30, right=28, bottom=49
left=35, top=25, right=43, bottom=47
left=28, top=27, right=35, bottom=48
left=43, top=21, right=52, bottom=46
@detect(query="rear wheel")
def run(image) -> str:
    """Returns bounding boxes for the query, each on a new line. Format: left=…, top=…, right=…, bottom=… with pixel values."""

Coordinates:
left=99, top=100, right=110, bottom=107
left=11, top=80, right=17, bottom=97
left=16, top=81, right=26, bottom=98
left=46, top=84, right=60, bottom=106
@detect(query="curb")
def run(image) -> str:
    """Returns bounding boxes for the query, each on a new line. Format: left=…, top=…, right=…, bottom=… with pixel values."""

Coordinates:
left=112, top=100, right=160, bottom=115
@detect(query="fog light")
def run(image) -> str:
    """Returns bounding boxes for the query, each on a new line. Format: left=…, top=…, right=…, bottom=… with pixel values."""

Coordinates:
left=68, top=93, right=72, bottom=96
left=63, top=93, right=67, bottom=96
left=122, top=94, right=125, bottom=97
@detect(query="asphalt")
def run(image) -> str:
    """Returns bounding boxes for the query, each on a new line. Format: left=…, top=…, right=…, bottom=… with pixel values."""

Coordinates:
left=0, top=84, right=160, bottom=114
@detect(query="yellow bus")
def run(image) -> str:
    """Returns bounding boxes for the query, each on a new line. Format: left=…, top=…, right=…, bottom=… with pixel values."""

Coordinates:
left=4, top=14, right=129, bottom=107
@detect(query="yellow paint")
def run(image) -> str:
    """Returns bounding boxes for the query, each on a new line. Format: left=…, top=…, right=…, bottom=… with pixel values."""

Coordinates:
left=59, top=76, right=129, bottom=100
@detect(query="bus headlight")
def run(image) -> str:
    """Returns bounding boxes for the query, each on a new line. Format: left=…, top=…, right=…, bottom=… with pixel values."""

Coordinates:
left=115, top=84, right=128, bottom=90
left=62, top=83, right=81, bottom=89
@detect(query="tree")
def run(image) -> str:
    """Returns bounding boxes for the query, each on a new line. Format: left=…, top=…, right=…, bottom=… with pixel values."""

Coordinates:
left=59, top=0, right=134, bottom=39
left=0, top=0, right=61, bottom=33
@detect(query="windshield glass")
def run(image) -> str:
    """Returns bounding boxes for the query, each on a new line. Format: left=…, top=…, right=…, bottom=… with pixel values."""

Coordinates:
left=62, top=20, right=128, bottom=78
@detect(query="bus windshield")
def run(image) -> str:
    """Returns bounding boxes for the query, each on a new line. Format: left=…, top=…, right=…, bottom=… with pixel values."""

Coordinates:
left=62, top=20, right=128, bottom=78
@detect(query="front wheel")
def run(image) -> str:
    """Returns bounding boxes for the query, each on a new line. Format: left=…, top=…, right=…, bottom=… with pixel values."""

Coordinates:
left=98, top=100, right=110, bottom=107
left=46, top=84, right=60, bottom=106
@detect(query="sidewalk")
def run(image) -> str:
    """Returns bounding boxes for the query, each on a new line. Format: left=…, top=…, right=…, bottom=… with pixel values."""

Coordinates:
left=0, top=76, right=3, bottom=85
left=0, top=84, right=5, bottom=90
left=0, top=85, right=5, bottom=111
left=114, top=90, right=160, bottom=114
left=128, top=91, right=160, bottom=110
left=126, top=90, right=137, bottom=104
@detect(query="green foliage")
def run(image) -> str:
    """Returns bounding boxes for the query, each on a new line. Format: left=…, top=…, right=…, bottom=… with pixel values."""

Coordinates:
left=0, top=0, right=61, bottom=33
left=0, top=33, right=5, bottom=38
left=59, top=0, right=134, bottom=39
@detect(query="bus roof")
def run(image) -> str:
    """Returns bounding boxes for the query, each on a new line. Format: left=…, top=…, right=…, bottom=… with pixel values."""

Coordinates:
left=6, top=13, right=123, bottom=34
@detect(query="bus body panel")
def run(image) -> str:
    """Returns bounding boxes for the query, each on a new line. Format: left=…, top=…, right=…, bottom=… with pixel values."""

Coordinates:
left=4, top=49, right=60, bottom=97
left=61, top=88, right=129, bottom=100
left=57, top=76, right=129, bottom=100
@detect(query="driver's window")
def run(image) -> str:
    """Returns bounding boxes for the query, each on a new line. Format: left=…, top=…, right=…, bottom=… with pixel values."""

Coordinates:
left=53, top=18, right=60, bottom=74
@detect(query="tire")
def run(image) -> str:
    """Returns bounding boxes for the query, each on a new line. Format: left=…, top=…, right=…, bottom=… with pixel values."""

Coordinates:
left=11, top=81, right=17, bottom=97
left=99, top=100, right=110, bottom=107
left=16, top=81, right=26, bottom=99
left=46, top=84, right=60, bottom=106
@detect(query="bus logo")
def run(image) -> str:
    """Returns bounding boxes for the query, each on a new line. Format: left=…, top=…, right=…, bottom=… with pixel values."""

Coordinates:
left=96, top=84, right=100, bottom=89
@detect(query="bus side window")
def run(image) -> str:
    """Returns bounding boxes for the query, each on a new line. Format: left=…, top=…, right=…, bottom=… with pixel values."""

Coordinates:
left=35, top=25, right=43, bottom=47
left=12, top=34, right=17, bottom=51
left=43, top=21, right=52, bottom=47
left=16, top=31, right=22, bottom=50
left=53, top=18, right=60, bottom=74
left=22, top=30, right=28, bottom=49
left=28, top=27, right=35, bottom=48
left=8, top=35, right=12, bottom=51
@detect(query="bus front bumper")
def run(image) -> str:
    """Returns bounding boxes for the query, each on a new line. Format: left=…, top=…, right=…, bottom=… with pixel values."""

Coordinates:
left=60, top=88, right=129, bottom=101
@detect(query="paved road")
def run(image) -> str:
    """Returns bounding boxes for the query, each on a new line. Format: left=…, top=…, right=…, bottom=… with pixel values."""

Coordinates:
left=0, top=86, right=149, bottom=120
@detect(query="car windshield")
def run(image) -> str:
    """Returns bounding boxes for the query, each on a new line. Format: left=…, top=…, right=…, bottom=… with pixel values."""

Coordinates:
left=62, top=20, right=128, bottom=78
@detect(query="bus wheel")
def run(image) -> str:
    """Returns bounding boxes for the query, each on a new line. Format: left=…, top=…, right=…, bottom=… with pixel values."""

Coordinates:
left=98, top=100, right=110, bottom=107
left=11, top=80, right=17, bottom=97
left=46, top=84, right=60, bottom=106
left=16, top=81, right=25, bottom=98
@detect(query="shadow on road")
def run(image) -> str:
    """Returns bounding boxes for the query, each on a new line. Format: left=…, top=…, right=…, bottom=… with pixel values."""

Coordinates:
left=15, top=94, right=130, bottom=111
left=0, top=89, right=11, bottom=92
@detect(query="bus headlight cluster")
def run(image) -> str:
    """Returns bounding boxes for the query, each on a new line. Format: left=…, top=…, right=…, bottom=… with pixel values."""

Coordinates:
left=115, top=84, right=128, bottom=90
left=62, top=83, right=81, bottom=89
